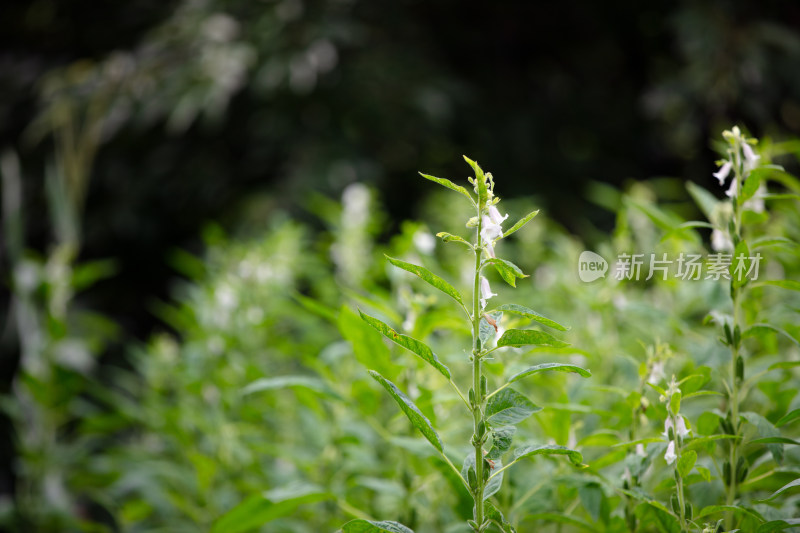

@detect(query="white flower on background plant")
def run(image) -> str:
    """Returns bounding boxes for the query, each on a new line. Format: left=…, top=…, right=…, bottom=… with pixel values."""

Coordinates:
left=725, top=177, right=738, bottom=199
left=647, top=360, right=666, bottom=384
left=713, top=161, right=732, bottom=185
left=480, top=276, right=496, bottom=308
left=711, top=229, right=733, bottom=252
left=742, top=142, right=760, bottom=171
left=663, top=415, right=690, bottom=438
left=635, top=443, right=647, bottom=457
left=664, top=440, right=677, bottom=465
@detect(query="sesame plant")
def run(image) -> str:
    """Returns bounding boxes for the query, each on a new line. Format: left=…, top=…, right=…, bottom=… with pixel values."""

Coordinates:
left=701, top=127, right=800, bottom=531
left=341, top=158, right=591, bottom=533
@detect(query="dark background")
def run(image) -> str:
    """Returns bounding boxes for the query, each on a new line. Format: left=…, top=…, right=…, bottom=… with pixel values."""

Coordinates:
left=1, top=1, right=800, bottom=504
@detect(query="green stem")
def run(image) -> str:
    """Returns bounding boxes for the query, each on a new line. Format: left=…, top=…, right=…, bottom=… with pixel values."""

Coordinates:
left=471, top=210, right=485, bottom=531
left=725, top=138, right=745, bottom=530
left=671, top=412, right=689, bottom=533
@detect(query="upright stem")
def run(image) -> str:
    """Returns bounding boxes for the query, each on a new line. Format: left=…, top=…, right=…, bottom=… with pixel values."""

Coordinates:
left=471, top=211, right=485, bottom=530
left=725, top=139, right=744, bottom=529
left=671, top=412, right=689, bottom=533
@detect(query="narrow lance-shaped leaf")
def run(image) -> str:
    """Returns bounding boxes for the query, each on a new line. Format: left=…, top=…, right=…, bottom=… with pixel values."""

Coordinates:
left=507, top=363, right=591, bottom=385
left=497, top=328, right=569, bottom=348
left=484, top=258, right=528, bottom=287
left=211, top=484, right=328, bottom=533
left=463, top=155, right=487, bottom=205
left=755, top=478, right=800, bottom=503
left=241, top=375, right=342, bottom=400
left=741, top=412, right=783, bottom=464
left=385, top=255, right=463, bottom=305
left=343, top=519, right=415, bottom=533
left=776, top=408, right=800, bottom=428
left=485, top=388, right=540, bottom=426
left=493, top=303, right=570, bottom=331
left=369, top=370, right=443, bottom=452
left=677, top=450, right=697, bottom=478
left=419, top=172, right=475, bottom=205
left=484, top=501, right=517, bottom=533
left=503, top=210, right=540, bottom=238
left=359, top=310, right=451, bottom=379
left=435, top=232, right=472, bottom=248
left=512, top=444, right=584, bottom=467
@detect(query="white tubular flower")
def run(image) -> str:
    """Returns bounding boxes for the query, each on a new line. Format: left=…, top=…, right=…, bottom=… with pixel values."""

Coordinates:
left=647, top=360, right=666, bottom=384
left=481, top=215, right=504, bottom=241
left=742, top=142, right=760, bottom=171
left=480, top=276, right=496, bottom=308
left=635, top=443, right=647, bottom=457
left=485, top=239, right=496, bottom=258
left=663, top=415, right=690, bottom=438
left=664, top=440, right=677, bottom=465
left=725, top=177, right=738, bottom=198
left=713, top=161, right=732, bottom=185
left=711, top=229, right=733, bottom=252
left=488, top=205, right=508, bottom=225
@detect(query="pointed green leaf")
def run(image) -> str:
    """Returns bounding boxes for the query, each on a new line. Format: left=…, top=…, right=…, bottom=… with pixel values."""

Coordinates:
left=487, top=426, right=516, bottom=460
left=484, top=501, right=517, bottom=533
left=463, top=156, right=487, bottom=205
left=750, top=437, right=800, bottom=446
left=751, top=236, right=796, bottom=250
left=731, top=240, right=751, bottom=289
left=385, top=255, right=463, bottom=305
left=686, top=181, right=720, bottom=221
left=677, top=450, right=697, bottom=478
left=211, top=484, right=328, bottom=533
left=507, top=363, right=591, bottom=385
left=484, top=258, right=528, bottom=287
left=755, top=478, right=800, bottom=503
left=744, top=323, right=800, bottom=348
left=755, top=279, right=800, bottom=292
left=740, top=170, right=762, bottom=203
left=485, top=388, right=540, bottom=426
left=435, top=232, right=472, bottom=248
left=503, top=210, right=540, bottom=238
left=741, top=412, right=783, bottom=463
left=513, top=444, right=584, bottom=466
left=419, top=172, right=475, bottom=204
left=359, top=311, right=451, bottom=379
left=241, top=375, right=342, bottom=400
left=369, top=370, right=443, bottom=452
left=339, top=306, right=396, bottom=376
left=493, top=304, right=569, bottom=331
left=776, top=408, right=800, bottom=428
left=756, top=519, right=800, bottom=532
left=497, top=329, right=569, bottom=348
left=343, top=519, right=415, bottom=533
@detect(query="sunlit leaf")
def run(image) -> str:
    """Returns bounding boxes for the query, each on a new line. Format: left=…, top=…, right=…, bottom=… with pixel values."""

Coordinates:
left=485, top=388, right=540, bottom=426
left=497, top=329, right=568, bottom=348
left=385, top=255, right=464, bottom=305
left=503, top=210, right=540, bottom=238
left=493, top=303, right=569, bottom=331
left=419, top=172, right=474, bottom=204
left=211, top=484, right=328, bottom=533
left=343, top=519, right=415, bottom=533
left=484, top=258, right=528, bottom=287
left=359, top=310, right=451, bottom=379
left=369, top=370, right=443, bottom=452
